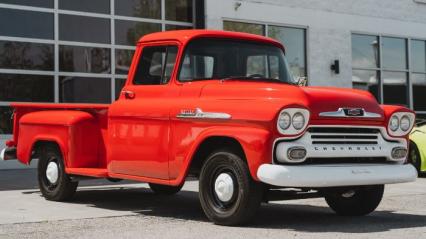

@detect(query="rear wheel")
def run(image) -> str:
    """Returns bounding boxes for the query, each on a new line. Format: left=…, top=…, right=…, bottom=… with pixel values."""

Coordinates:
left=199, top=150, right=264, bottom=226
left=149, top=183, right=183, bottom=195
left=324, top=185, right=384, bottom=216
left=37, top=144, right=78, bottom=201
left=409, top=141, right=422, bottom=174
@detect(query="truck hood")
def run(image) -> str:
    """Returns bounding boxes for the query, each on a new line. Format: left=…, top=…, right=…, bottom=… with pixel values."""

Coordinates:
left=199, top=82, right=384, bottom=120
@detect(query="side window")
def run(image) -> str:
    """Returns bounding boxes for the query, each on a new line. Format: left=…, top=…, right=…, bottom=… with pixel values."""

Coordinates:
left=133, top=45, right=178, bottom=85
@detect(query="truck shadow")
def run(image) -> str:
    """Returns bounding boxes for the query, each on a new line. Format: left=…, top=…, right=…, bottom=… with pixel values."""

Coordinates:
left=51, top=185, right=426, bottom=233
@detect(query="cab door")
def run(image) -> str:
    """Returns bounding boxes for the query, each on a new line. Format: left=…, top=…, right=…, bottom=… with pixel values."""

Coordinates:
left=108, top=43, right=180, bottom=179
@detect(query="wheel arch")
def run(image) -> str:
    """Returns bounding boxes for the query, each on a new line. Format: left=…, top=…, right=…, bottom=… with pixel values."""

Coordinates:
left=18, top=135, right=68, bottom=166
left=173, top=126, right=272, bottom=185
left=187, top=136, right=246, bottom=176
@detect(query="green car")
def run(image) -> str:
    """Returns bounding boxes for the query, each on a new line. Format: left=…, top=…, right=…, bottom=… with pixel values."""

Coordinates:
left=409, top=120, right=426, bottom=176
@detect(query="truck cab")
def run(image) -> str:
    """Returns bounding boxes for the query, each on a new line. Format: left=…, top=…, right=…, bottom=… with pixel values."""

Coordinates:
left=0, top=30, right=417, bottom=226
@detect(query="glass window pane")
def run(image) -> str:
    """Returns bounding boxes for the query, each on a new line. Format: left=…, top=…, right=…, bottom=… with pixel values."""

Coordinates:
left=133, top=46, right=178, bottom=85
left=59, top=45, right=111, bottom=73
left=164, top=46, right=178, bottom=83
left=115, top=78, right=126, bottom=100
left=382, top=37, right=407, bottom=70
left=0, top=0, right=53, bottom=8
left=0, top=8, right=53, bottom=39
left=0, top=41, right=54, bottom=71
left=351, top=34, right=379, bottom=68
left=268, top=26, right=306, bottom=77
left=411, top=40, right=426, bottom=73
left=0, top=106, right=13, bottom=134
left=59, top=0, right=110, bottom=14
left=223, top=21, right=264, bottom=36
left=59, top=76, right=111, bottom=103
left=383, top=71, right=408, bottom=106
left=413, top=73, right=426, bottom=111
left=165, top=0, right=192, bottom=22
left=247, top=55, right=267, bottom=76
left=59, top=14, right=110, bottom=44
left=115, top=0, right=161, bottom=19
left=352, top=70, right=380, bottom=101
left=178, top=38, right=293, bottom=83
left=0, top=74, right=54, bottom=102
left=116, top=49, right=135, bottom=75
left=180, top=55, right=214, bottom=81
left=165, top=25, right=192, bottom=31
left=115, top=20, right=161, bottom=46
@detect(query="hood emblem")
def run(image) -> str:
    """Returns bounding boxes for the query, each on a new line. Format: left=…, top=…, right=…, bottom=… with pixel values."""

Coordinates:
left=319, top=108, right=381, bottom=118
left=345, top=108, right=364, bottom=116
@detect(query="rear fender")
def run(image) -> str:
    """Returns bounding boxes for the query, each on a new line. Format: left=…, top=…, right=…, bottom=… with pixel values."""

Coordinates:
left=16, top=111, right=103, bottom=168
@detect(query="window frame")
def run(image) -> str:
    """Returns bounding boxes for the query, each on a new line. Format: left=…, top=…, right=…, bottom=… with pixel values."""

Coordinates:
left=176, top=37, right=291, bottom=83
left=351, top=32, right=426, bottom=114
left=131, top=43, right=180, bottom=86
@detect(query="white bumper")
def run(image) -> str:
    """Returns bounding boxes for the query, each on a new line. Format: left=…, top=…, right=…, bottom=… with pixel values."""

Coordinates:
left=257, top=164, right=417, bottom=187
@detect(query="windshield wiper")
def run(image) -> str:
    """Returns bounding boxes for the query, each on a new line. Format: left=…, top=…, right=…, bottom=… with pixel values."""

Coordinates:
left=220, top=76, right=296, bottom=85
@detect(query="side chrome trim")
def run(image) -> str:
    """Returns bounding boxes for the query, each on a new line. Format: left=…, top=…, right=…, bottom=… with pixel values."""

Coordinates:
left=177, top=108, right=231, bottom=120
left=319, top=108, right=381, bottom=118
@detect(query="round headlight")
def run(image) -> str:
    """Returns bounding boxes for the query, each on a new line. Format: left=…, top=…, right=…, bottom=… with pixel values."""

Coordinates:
left=389, top=116, right=399, bottom=132
left=292, top=112, right=305, bottom=130
left=400, top=115, right=411, bottom=131
left=278, top=112, right=291, bottom=130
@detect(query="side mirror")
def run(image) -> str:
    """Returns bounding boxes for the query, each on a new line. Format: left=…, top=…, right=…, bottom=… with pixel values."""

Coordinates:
left=297, top=77, right=307, bottom=86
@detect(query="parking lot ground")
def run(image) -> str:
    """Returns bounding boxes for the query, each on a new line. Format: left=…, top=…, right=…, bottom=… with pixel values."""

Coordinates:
left=0, top=169, right=425, bottom=239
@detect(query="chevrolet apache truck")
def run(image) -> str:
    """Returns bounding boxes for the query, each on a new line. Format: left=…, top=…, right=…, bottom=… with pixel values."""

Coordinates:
left=0, top=30, right=418, bottom=225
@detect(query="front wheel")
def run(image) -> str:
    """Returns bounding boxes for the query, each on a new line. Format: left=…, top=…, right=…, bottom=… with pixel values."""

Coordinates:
left=199, top=150, right=264, bottom=226
left=37, top=144, right=78, bottom=201
left=324, top=185, right=384, bottom=216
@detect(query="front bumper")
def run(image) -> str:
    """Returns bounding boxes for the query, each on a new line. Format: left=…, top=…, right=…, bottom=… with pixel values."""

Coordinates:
left=257, top=163, right=417, bottom=187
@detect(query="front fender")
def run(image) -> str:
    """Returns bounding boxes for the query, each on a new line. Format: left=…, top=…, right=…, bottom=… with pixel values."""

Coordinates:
left=170, top=126, right=272, bottom=185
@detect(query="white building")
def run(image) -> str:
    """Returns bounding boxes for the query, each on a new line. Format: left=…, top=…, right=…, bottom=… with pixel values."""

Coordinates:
left=1, top=0, right=426, bottom=169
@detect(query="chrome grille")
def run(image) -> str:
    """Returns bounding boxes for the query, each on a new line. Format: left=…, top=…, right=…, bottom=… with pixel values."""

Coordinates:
left=308, top=127, right=380, bottom=145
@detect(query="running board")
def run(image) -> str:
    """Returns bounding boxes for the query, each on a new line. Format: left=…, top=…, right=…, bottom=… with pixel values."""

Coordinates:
left=66, top=168, right=108, bottom=178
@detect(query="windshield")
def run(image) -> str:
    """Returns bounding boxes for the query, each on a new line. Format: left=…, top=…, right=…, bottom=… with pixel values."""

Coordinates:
left=178, top=38, right=295, bottom=84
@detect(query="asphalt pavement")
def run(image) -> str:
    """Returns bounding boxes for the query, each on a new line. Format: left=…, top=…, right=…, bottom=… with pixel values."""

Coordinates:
left=0, top=169, right=425, bottom=239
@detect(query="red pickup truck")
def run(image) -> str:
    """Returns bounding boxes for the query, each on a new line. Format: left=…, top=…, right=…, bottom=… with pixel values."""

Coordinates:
left=1, top=30, right=417, bottom=225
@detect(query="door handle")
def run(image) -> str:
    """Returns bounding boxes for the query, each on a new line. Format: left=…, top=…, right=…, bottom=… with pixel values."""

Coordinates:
left=123, top=90, right=135, bottom=99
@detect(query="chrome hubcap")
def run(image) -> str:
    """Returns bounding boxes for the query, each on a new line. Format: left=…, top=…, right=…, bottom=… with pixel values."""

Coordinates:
left=214, top=173, right=234, bottom=202
left=46, top=162, right=59, bottom=184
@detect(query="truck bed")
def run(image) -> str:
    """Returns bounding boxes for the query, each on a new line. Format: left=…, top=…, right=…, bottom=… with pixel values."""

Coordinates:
left=6, top=102, right=111, bottom=174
